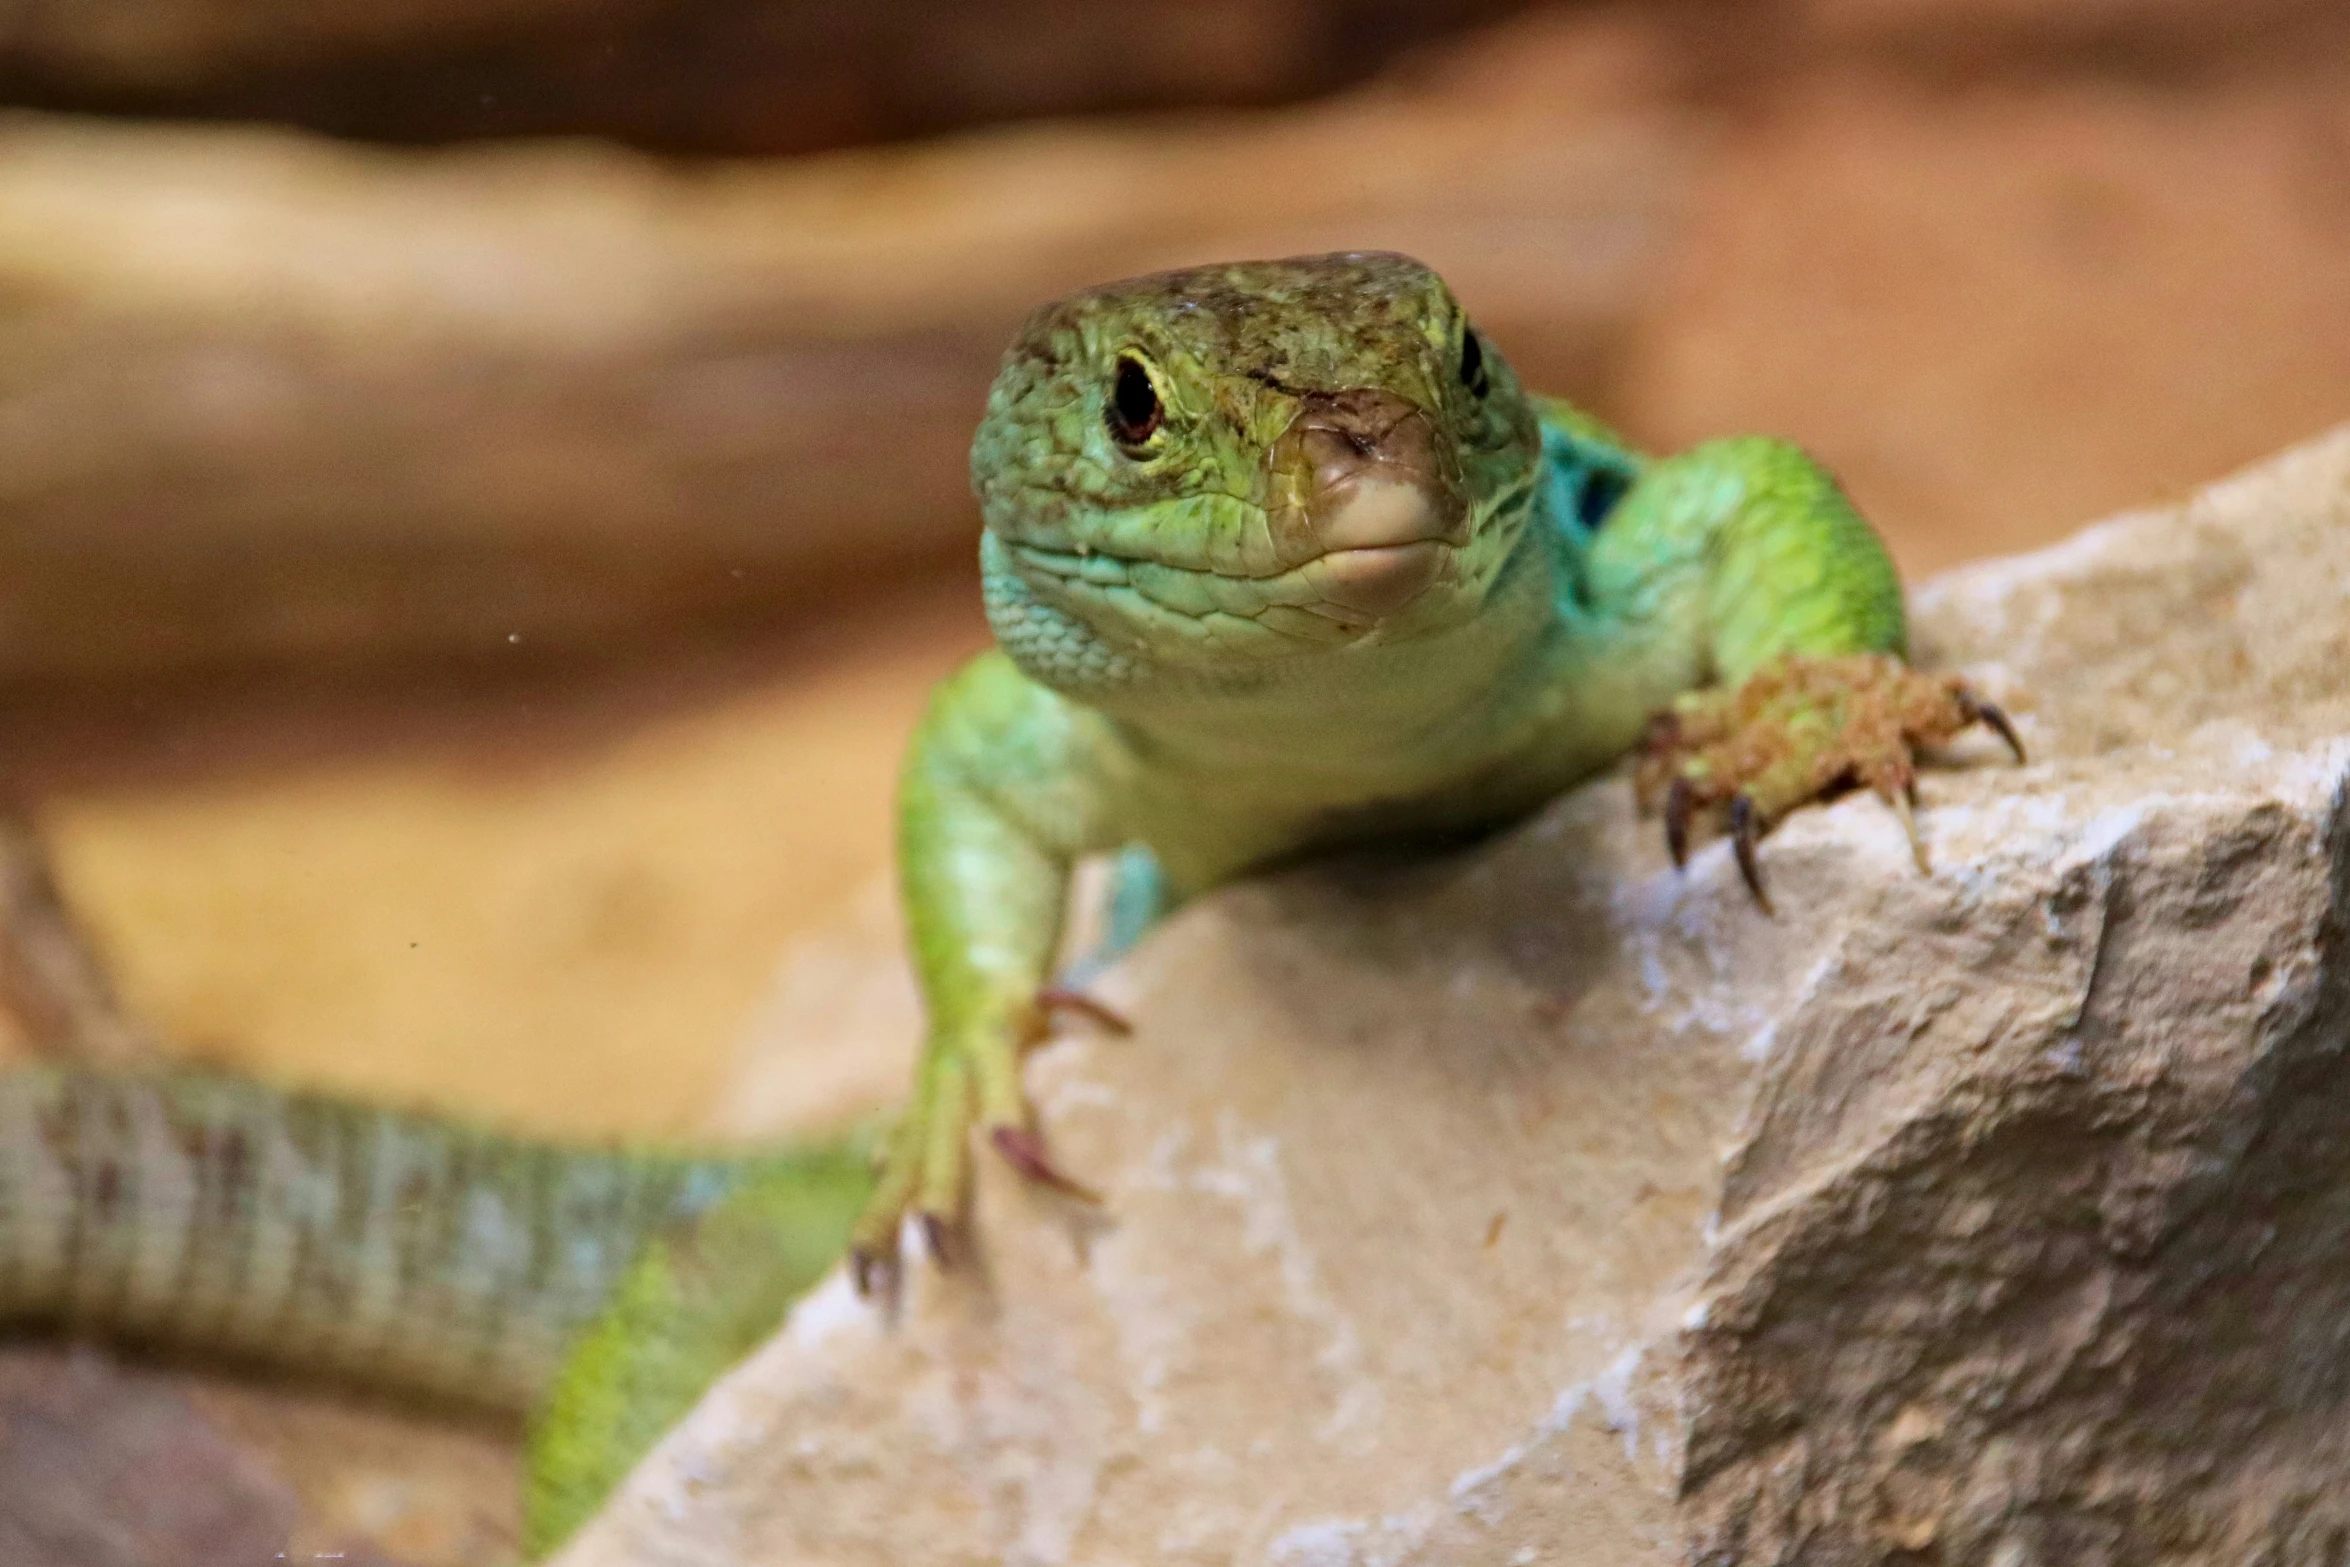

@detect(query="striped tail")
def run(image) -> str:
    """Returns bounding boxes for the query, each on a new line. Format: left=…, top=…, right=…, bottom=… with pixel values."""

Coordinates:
left=0, top=1067, right=862, bottom=1418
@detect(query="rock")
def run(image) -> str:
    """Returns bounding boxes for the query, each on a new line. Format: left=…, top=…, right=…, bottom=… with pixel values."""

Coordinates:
left=551, top=427, right=2350, bottom=1567
left=0, top=12, right=1683, bottom=680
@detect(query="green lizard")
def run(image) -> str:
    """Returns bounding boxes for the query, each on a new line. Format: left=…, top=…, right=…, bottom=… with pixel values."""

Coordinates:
left=0, top=250, right=2016, bottom=1558
left=853, top=248, right=2016, bottom=1291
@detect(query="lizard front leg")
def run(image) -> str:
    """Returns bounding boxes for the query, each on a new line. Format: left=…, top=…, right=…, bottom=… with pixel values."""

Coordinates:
left=850, top=652, right=1120, bottom=1303
left=1586, top=435, right=2022, bottom=905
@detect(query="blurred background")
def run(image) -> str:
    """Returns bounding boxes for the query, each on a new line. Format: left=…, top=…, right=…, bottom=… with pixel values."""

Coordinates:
left=0, top=0, right=2345, bottom=1560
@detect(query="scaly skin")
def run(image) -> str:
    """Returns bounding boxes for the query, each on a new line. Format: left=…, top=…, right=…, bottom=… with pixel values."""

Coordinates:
left=0, top=250, right=2015, bottom=1555
left=855, top=250, right=2012, bottom=1288
left=0, top=1065, right=867, bottom=1557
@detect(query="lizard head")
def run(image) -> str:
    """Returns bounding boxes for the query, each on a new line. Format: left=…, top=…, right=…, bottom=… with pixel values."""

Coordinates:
left=972, top=252, right=1544, bottom=695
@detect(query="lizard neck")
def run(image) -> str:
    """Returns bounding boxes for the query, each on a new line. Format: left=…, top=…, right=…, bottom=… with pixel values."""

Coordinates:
left=1089, top=521, right=1566, bottom=783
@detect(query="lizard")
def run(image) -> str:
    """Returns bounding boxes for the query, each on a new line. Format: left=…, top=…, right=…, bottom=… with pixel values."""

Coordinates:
left=0, top=250, right=2018, bottom=1559
left=850, top=248, right=2019, bottom=1293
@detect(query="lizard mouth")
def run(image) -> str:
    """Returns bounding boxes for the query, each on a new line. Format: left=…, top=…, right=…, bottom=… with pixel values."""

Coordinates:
left=1010, top=386, right=1468, bottom=630
left=1006, top=531, right=1460, bottom=631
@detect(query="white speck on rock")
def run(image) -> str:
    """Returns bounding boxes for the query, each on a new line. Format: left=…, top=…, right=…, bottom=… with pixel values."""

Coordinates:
left=2065, top=804, right=2147, bottom=869
left=1448, top=1440, right=1528, bottom=1514
left=2280, top=739, right=2350, bottom=814
left=1038, top=1074, right=1119, bottom=1115
left=783, top=1267, right=874, bottom=1352
left=1269, top=1520, right=1363, bottom=1567
left=1267, top=1507, right=1437, bottom=1567
left=1591, top=1346, right=1645, bottom=1461
left=1448, top=1342, right=1651, bottom=1514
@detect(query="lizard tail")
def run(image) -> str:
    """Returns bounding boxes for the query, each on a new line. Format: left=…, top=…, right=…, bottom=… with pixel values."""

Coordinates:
left=0, top=1066, right=866, bottom=1421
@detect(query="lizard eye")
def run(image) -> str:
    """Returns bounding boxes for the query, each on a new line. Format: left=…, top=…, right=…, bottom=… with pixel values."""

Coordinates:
left=1106, top=355, right=1165, bottom=451
left=1458, top=329, right=1490, bottom=399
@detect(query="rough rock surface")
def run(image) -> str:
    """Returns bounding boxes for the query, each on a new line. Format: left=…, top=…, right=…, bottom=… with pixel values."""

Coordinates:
left=554, top=429, right=2350, bottom=1567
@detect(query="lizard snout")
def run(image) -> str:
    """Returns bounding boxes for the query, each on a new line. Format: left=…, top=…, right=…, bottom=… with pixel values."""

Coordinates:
left=1268, top=389, right=1469, bottom=620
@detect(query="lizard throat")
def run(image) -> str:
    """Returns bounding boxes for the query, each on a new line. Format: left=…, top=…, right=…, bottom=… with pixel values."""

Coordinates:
left=1003, top=532, right=1459, bottom=640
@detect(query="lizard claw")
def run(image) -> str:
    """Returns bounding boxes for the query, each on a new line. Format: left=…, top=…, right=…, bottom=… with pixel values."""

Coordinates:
left=1729, top=794, right=1772, bottom=914
left=849, top=994, right=1113, bottom=1302
left=1664, top=775, right=1695, bottom=870
left=1035, top=986, right=1134, bottom=1037
left=851, top=1040, right=978, bottom=1298
left=1959, top=692, right=2027, bottom=765
left=991, top=1125, right=1102, bottom=1204
left=918, top=1211, right=956, bottom=1268
left=1878, top=769, right=1930, bottom=874
left=850, top=1244, right=902, bottom=1315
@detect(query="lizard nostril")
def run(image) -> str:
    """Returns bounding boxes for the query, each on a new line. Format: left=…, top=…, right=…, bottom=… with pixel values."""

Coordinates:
left=1261, top=389, right=1468, bottom=574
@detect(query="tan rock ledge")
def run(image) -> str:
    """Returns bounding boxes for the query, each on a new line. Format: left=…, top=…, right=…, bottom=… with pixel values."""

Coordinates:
left=560, top=426, right=2350, bottom=1565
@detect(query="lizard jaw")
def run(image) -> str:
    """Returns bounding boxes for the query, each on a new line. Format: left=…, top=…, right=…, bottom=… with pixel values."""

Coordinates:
left=1002, top=530, right=1461, bottom=638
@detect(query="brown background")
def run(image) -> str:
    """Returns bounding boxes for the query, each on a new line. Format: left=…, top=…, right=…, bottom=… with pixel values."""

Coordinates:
left=0, top=2, right=2343, bottom=1560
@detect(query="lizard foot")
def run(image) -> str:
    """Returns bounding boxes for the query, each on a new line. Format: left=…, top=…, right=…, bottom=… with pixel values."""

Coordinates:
left=848, top=987, right=1122, bottom=1307
left=1634, top=652, right=2023, bottom=914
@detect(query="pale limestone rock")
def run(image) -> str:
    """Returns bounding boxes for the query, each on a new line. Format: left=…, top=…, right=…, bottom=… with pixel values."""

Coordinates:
left=564, top=428, right=2350, bottom=1565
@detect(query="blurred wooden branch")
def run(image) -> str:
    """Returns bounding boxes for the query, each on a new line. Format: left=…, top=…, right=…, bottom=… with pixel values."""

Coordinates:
left=0, top=0, right=1529, bottom=155
left=0, top=0, right=2332, bottom=157
left=0, top=814, right=156, bottom=1067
